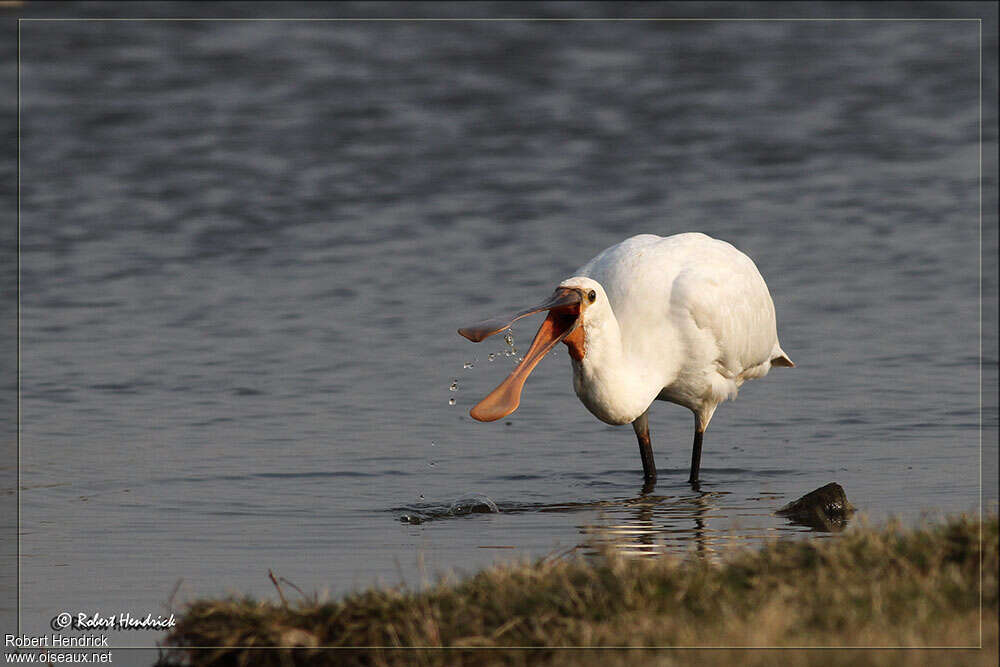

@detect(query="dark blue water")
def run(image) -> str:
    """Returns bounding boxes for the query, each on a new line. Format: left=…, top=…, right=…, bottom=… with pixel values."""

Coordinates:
left=8, top=4, right=998, bottom=656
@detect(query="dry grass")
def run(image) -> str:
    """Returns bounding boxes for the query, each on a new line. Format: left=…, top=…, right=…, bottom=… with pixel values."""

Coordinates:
left=159, top=513, right=997, bottom=666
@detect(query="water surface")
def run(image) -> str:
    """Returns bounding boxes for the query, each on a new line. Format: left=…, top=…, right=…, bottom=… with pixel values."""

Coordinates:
left=13, top=9, right=997, bottom=652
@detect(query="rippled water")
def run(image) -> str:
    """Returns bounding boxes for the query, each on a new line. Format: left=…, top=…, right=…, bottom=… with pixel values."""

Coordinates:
left=11, top=6, right=998, bottom=652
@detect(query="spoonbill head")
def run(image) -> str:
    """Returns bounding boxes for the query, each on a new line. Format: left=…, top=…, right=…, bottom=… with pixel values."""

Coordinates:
left=458, top=233, right=794, bottom=486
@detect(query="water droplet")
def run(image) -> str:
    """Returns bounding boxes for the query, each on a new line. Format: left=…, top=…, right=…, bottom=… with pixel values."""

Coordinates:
left=488, top=353, right=497, bottom=362
left=429, top=461, right=436, bottom=467
left=449, top=380, right=458, bottom=392
left=503, top=332, right=518, bottom=355
left=463, top=361, right=474, bottom=369
left=419, top=494, right=424, bottom=500
left=448, top=397, right=456, bottom=406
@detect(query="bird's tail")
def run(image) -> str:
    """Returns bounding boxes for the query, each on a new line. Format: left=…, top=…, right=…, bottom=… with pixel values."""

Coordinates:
left=771, top=347, right=795, bottom=367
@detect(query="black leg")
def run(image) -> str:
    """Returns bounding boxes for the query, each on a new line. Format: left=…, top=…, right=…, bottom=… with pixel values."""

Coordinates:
left=633, top=410, right=656, bottom=483
left=689, top=428, right=704, bottom=484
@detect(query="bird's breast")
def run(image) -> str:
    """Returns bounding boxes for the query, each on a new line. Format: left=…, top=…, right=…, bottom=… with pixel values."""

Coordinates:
left=569, top=357, right=651, bottom=426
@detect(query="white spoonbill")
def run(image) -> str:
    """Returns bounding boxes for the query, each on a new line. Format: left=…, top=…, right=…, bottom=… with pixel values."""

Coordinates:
left=458, top=233, right=794, bottom=485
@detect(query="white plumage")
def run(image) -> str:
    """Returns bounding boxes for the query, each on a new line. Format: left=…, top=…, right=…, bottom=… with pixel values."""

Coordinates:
left=459, top=232, right=793, bottom=485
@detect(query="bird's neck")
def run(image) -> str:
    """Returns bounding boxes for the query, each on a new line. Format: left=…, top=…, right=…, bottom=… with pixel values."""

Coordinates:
left=570, top=311, right=673, bottom=425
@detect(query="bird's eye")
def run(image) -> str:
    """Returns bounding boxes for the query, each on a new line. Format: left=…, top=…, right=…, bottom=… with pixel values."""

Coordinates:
left=587, top=290, right=597, bottom=303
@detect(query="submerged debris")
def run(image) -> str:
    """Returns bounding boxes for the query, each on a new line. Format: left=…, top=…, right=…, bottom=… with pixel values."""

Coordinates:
left=448, top=494, right=499, bottom=516
left=777, top=482, right=855, bottom=530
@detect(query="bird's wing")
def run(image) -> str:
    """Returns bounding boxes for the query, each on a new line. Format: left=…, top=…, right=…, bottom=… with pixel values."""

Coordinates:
left=668, top=246, right=780, bottom=378
left=575, top=233, right=785, bottom=378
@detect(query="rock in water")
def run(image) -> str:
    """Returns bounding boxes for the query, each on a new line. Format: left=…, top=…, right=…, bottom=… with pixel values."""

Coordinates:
left=448, top=494, right=500, bottom=516
left=777, top=482, right=855, bottom=530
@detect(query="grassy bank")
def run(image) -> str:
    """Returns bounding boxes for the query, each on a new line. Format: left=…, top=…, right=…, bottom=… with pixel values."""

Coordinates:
left=160, top=514, right=997, bottom=666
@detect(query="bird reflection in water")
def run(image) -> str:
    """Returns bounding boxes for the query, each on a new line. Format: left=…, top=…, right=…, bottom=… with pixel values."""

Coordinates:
left=399, top=479, right=834, bottom=557
left=578, top=483, right=727, bottom=559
